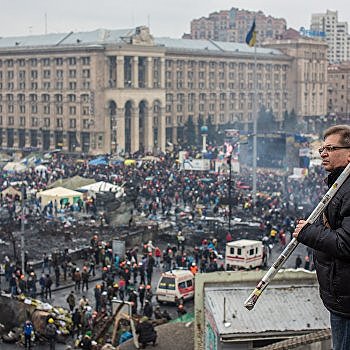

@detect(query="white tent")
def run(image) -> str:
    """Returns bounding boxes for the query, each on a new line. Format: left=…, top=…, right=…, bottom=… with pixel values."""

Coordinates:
left=36, top=186, right=83, bottom=207
left=35, top=164, right=48, bottom=173
left=78, top=181, right=124, bottom=197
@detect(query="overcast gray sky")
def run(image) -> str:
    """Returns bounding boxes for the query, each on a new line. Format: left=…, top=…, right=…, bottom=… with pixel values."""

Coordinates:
left=1, top=0, right=349, bottom=38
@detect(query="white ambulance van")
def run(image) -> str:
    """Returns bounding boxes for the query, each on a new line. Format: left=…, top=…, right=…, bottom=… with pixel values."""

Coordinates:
left=155, top=269, right=194, bottom=304
left=225, top=239, right=264, bottom=270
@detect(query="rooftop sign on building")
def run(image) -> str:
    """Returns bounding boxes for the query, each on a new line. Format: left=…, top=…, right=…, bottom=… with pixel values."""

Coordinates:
left=299, top=27, right=326, bottom=38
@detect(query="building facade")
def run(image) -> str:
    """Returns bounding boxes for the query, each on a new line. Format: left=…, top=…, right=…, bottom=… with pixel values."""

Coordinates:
left=263, top=37, right=328, bottom=118
left=187, top=8, right=286, bottom=45
left=311, top=9, right=350, bottom=63
left=0, top=26, right=327, bottom=155
left=327, top=62, right=350, bottom=117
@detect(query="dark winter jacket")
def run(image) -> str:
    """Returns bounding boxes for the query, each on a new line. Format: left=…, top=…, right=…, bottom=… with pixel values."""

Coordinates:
left=297, top=167, right=350, bottom=318
left=136, top=321, right=157, bottom=344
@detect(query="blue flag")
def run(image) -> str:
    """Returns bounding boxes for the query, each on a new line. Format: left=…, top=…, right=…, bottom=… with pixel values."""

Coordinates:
left=245, top=20, right=257, bottom=47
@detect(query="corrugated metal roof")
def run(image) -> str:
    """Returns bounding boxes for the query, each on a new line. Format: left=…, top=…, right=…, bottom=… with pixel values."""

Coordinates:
left=205, top=285, right=329, bottom=336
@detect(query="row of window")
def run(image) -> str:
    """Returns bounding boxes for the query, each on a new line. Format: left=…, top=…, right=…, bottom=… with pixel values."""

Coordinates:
left=0, top=69, right=91, bottom=80
left=166, top=81, right=287, bottom=90
left=0, top=115, right=84, bottom=128
left=166, top=60, right=288, bottom=71
left=0, top=81, right=91, bottom=91
left=0, top=104, right=91, bottom=116
left=167, top=112, right=252, bottom=126
left=166, top=70, right=286, bottom=81
left=166, top=91, right=287, bottom=101
left=166, top=100, right=287, bottom=113
left=0, top=56, right=90, bottom=68
left=0, top=93, right=91, bottom=102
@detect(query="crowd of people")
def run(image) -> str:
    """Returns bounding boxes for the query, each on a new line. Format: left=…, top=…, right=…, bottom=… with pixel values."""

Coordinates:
left=0, top=142, right=331, bottom=349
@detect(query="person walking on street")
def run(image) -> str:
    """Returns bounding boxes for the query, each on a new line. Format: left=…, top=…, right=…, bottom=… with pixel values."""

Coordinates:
left=45, top=274, right=53, bottom=300
left=293, top=125, right=350, bottom=350
left=66, top=291, right=76, bottom=312
left=54, top=264, right=60, bottom=287
left=81, top=266, right=90, bottom=291
left=74, top=268, right=81, bottom=292
left=39, top=274, right=46, bottom=298
left=45, top=318, right=57, bottom=350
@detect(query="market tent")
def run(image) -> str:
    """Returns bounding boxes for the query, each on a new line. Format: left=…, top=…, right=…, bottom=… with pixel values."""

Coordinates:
left=3, top=162, right=27, bottom=173
left=48, top=175, right=95, bottom=190
left=35, top=165, right=48, bottom=173
left=37, top=187, right=83, bottom=208
left=1, top=186, right=22, bottom=200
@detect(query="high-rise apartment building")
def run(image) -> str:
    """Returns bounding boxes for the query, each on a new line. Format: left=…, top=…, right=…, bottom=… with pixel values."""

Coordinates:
left=187, top=8, right=286, bottom=44
left=311, top=10, right=350, bottom=63
left=0, top=27, right=327, bottom=155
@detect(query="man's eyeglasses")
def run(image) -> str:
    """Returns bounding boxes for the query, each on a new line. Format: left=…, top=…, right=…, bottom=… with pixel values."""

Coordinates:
left=318, top=145, right=350, bottom=155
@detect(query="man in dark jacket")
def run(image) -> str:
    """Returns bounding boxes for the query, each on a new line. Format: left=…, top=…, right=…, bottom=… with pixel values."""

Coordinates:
left=294, top=125, right=350, bottom=350
left=45, top=274, right=53, bottom=299
left=136, top=316, right=157, bottom=349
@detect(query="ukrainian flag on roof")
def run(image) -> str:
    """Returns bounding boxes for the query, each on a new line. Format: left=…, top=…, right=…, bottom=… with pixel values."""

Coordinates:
left=245, top=19, right=257, bottom=47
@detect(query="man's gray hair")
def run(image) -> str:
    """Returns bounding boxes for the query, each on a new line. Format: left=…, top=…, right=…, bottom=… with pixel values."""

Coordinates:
left=323, top=124, right=350, bottom=146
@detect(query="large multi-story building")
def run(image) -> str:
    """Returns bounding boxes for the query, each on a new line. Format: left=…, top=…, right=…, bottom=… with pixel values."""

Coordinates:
left=0, top=26, right=327, bottom=155
left=327, top=62, right=350, bottom=117
left=187, top=8, right=286, bottom=44
left=263, top=36, right=328, bottom=119
left=311, top=9, right=350, bottom=63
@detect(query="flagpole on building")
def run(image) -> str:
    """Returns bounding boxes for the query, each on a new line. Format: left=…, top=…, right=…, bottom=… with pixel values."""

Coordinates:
left=252, top=44, right=257, bottom=210
left=246, top=18, right=258, bottom=210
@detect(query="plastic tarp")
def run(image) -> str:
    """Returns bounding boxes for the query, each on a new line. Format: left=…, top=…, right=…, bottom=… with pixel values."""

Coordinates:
left=169, top=312, right=194, bottom=323
left=78, top=181, right=122, bottom=194
left=124, top=159, right=136, bottom=166
left=48, top=175, right=95, bottom=190
left=89, top=157, right=108, bottom=166
left=37, top=186, right=83, bottom=207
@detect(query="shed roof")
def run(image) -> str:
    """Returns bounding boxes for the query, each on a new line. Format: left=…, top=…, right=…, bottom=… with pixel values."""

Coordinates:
left=205, top=285, right=329, bottom=339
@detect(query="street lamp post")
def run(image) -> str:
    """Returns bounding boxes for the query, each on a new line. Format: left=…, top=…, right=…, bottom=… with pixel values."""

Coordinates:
left=20, top=186, right=26, bottom=274
left=200, top=125, right=208, bottom=153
